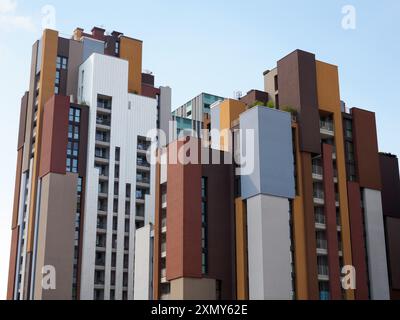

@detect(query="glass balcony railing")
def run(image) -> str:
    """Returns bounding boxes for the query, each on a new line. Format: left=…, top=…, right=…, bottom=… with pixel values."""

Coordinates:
left=320, top=121, right=334, bottom=131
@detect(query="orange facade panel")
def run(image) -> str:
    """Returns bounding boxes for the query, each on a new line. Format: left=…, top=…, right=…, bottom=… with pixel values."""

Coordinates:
left=119, top=36, right=143, bottom=95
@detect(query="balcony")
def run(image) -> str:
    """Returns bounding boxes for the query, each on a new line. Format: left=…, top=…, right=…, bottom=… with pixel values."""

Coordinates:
left=137, top=159, right=150, bottom=171
left=161, top=242, right=167, bottom=258
left=312, top=165, right=323, bottom=181
left=320, top=120, right=334, bottom=137
left=313, top=190, right=325, bottom=205
left=162, top=194, right=167, bottom=209
left=96, top=117, right=111, bottom=129
left=161, top=269, right=167, bottom=283
left=316, top=239, right=328, bottom=250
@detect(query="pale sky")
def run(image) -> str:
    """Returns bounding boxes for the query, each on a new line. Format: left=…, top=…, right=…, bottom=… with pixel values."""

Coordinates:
left=1, top=0, right=399, bottom=299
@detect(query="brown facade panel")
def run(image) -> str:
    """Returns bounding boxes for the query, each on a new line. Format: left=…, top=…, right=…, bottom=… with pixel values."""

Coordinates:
left=34, top=172, right=78, bottom=300
left=277, top=50, right=321, bottom=154
left=202, top=161, right=235, bottom=299
left=379, top=154, right=400, bottom=218
left=322, top=144, right=342, bottom=299
left=385, top=217, right=400, bottom=291
left=300, top=152, right=319, bottom=299
left=39, top=95, right=70, bottom=178
left=347, top=182, right=369, bottom=299
left=166, top=141, right=202, bottom=281
left=6, top=226, right=19, bottom=300
left=142, top=84, right=160, bottom=99
left=239, top=89, right=268, bottom=107
left=352, top=108, right=381, bottom=190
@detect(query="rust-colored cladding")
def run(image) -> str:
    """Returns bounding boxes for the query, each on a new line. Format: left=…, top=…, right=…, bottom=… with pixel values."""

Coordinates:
left=7, top=227, right=19, bottom=300
left=39, top=95, right=70, bottom=178
left=300, top=152, right=319, bottom=299
left=322, top=144, right=342, bottom=299
left=166, top=141, right=202, bottom=281
left=351, top=108, right=381, bottom=190
left=277, top=50, right=321, bottom=154
left=347, top=181, right=369, bottom=299
left=379, top=154, right=400, bottom=218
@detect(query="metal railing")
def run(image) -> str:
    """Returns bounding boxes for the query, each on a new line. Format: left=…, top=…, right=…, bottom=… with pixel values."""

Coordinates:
left=320, top=120, right=334, bottom=131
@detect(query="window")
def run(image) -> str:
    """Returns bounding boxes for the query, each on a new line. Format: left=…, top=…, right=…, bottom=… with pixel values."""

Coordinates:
left=57, top=56, right=68, bottom=70
left=115, top=41, right=120, bottom=55
left=67, top=107, right=81, bottom=173
left=54, top=86, right=59, bottom=95
left=274, top=75, right=279, bottom=91
left=55, top=70, right=60, bottom=84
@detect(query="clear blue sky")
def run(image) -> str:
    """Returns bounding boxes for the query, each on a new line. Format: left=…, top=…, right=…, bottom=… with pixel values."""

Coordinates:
left=1, top=0, right=399, bottom=299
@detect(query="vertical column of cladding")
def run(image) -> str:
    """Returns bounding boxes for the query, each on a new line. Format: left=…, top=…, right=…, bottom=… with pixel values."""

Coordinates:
left=240, top=106, right=295, bottom=300
left=14, top=39, right=39, bottom=300
left=379, top=154, right=400, bottom=299
left=352, top=108, right=389, bottom=300
left=277, top=50, right=321, bottom=300
left=235, top=198, right=248, bottom=300
left=119, top=36, right=142, bottom=95
left=322, top=144, right=342, bottom=299
left=315, top=60, right=354, bottom=300
left=202, top=151, right=235, bottom=300
left=346, top=182, right=369, bottom=299
left=24, top=29, right=59, bottom=300
left=291, top=123, right=310, bottom=300
left=166, top=140, right=203, bottom=299
left=33, top=95, right=77, bottom=300
left=7, top=92, right=29, bottom=300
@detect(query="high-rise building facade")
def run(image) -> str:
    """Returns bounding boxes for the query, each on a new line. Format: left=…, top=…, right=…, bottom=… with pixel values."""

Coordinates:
left=147, top=50, right=398, bottom=301
left=8, top=32, right=399, bottom=301
left=7, top=27, right=171, bottom=300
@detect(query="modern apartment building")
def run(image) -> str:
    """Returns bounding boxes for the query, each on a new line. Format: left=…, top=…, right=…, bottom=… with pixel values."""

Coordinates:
left=172, top=93, right=224, bottom=138
left=7, top=26, right=171, bottom=300
left=147, top=50, right=398, bottom=301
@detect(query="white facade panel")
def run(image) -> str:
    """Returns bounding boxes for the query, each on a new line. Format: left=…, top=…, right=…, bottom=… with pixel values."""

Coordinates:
left=133, top=225, right=152, bottom=300
left=247, top=194, right=293, bottom=300
left=79, top=53, right=157, bottom=300
left=363, top=188, right=390, bottom=300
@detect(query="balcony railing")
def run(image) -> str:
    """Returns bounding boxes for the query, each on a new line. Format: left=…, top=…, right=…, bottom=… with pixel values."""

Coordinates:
left=315, top=213, right=326, bottom=224
left=137, top=159, right=150, bottom=167
left=312, top=165, right=323, bottom=175
left=96, top=118, right=111, bottom=126
left=318, top=265, right=329, bottom=276
left=314, top=190, right=325, bottom=200
left=320, top=121, right=334, bottom=131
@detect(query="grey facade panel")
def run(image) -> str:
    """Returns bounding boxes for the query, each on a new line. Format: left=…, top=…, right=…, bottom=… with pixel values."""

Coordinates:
left=82, top=37, right=105, bottom=62
left=240, top=106, right=295, bottom=200
left=67, top=39, right=83, bottom=101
